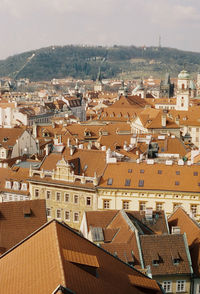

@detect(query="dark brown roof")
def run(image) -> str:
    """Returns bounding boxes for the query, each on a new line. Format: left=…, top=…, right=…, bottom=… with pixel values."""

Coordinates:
left=0, top=199, right=47, bottom=253
left=168, top=207, right=200, bottom=276
left=140, top=234, right=192, bottom=276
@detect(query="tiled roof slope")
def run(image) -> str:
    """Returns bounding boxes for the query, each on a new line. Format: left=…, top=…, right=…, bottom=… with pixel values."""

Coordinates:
left=98, top=162, right=200, bottom=193
left=140, top=234, right=192, bottom=276
left=0, top=199, right=47, bottom=254
left=86, top=210, right=119, bottom=231
left=40, top=148, right=106, bottom=177
left=0, top=127, right=25, bottom=148
left=127, top=210, right=168, bottom=235
left=84, top=210, right=168, bottom=267
left=168, top=207, right=200, bottom=276
left=0, top=220, right=162, bottom=294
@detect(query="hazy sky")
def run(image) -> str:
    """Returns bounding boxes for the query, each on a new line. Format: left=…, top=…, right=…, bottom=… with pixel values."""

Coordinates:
left=1, top=0, right=200, bottom=59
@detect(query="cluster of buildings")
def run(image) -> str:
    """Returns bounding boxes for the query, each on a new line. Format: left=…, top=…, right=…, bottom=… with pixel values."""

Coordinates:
left=1, top=69, right=200, bottom=292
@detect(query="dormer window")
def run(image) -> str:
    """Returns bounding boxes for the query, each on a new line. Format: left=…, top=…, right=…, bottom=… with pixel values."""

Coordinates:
left=13, top=181, right=20, bottom=190
left=5, top=180, right=11, bottom=189
left=152, top=259, right=160, bottom=266
left=21, top=183, right=27, bottom=191
left=107, top=178, right=113, bottom=185
left=173, top=258, right=181, bottom=265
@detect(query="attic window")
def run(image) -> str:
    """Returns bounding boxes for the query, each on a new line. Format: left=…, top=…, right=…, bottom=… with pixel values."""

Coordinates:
left=173, top=258, right=181, bottom=265
left=158, top=170, right=162, bottom=174
left=125, top=179, right=131, bottom=186
left=140, top=169, right=144, bottom=173
left=176, top=171, right=180, bottom=175
left=194, top=171, right=198, bottom=176
left=175, top=181, right=180, bottom=186
left=138, top=180, right=144, bottom=187
left=107, top=178, right=113, bottom=185
left=152, top=259, right=159, bottom=266
left=23, top=207, right=31, bottom=217
left=128, top=169, right=132, bottom=173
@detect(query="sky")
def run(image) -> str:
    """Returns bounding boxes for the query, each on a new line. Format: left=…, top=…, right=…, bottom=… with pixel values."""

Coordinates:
left=0, top=0, right=200, bottom=59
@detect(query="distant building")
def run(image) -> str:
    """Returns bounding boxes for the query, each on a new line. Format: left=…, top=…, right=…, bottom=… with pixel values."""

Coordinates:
left=160, top=73, right=174, bottom=98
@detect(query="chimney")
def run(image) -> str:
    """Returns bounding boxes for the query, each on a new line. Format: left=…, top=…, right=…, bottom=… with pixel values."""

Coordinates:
left=45, top=144, right=49, bottom=156
left=145, top=207, right=153, bottom=221
left=161, top=114, right=166, bottom=127
left=175, top=116, right=180, bottom=126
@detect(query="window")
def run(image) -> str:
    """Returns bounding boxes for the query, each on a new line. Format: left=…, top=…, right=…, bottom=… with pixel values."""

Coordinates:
left=176, top=171, right=180, bottom=175
left=139, top=201, right=146, bottom=211
left=175, top=181, right=180, bottom=186
left=158, top=170, right=162, bottom=174
left=194, top=172, right=198, bottom=176
left=107, top=178, right=113, bottom=185
left=128, top=169, right=132, bottom=173
left=191, top=204, right=197, bottom=217
left=156, top=202, right=163, bottom=211
left=86, top=197, right=91, bottom=206
left=125, top=179, right=131, bottom=186
left=140, top=169, right=144, bottom=173
left=65, top=211, right=70, bottom=221
left=196, top=137, right=199, bottom=143
left=65, top=193, right=69, bottom=202
left=56, top=209, right=61, bottom=219
left=13, top=181, right=19, bottom=190
left=173, top=258, right=180, bottom=265
left=56, top=192, right=61, bottom=201
left=46, top=208, right=51, bottom=217
left=162, top=281, right=172, bottom=293
left=21, top=183, right=27, bottom=191
left=123, top=201, right=129, bottom=210
left=5, top=181, right=11, bottom=189
left=74, top=195, right=79, bottom=204
left=138, top=180, right=144, bottom=187
left=73, top=212, right=79, bottom=222
left=197, top=128, right=199, bottom=132
left=46, top=190, right=51, bottom=200
left=34, top=189, right=39, bottom=198
left=103, top=200, right=110, bottom=209
left=176, top=280, right=185, bottom=292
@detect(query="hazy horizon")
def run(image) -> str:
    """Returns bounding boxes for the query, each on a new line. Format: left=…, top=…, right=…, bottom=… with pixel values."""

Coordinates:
left=1, top=0, right=200, bottom=59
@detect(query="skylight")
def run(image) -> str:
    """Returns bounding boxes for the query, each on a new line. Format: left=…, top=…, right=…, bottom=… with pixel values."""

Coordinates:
left=125, top=179, right=131, bottom=186
left=107, top=178, right=113, bottom=185
left=138, top=180, right=144, bottom=187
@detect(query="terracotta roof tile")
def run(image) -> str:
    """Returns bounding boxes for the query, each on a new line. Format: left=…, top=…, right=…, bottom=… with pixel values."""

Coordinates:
left=0, top=220, right=162, bottom=293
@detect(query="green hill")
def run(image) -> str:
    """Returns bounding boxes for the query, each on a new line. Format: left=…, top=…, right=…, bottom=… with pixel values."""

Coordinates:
left=1, top=45, right=200, bottom=81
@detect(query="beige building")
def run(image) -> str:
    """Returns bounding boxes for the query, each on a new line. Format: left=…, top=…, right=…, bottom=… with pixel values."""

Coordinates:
left=97, top=161, right=200, bottom=221
left=28, top=148, right=106, bottom=229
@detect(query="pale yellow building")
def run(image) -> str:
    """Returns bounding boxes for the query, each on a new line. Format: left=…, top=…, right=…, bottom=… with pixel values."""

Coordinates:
left=97, top=161, right=200, bottom=221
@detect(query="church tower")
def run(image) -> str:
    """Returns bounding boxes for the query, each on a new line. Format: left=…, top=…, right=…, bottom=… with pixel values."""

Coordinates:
left=94, top=68, right=103, bottom=92
left=176, top=70, right=190, bottom=111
